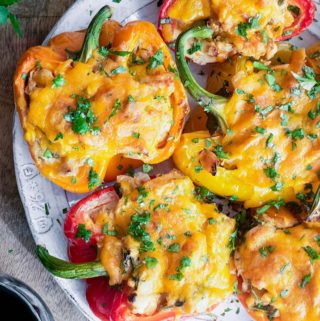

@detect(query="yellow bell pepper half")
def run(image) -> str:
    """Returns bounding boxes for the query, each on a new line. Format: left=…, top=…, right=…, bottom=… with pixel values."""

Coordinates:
left=174, top=45, right=320, bottom=209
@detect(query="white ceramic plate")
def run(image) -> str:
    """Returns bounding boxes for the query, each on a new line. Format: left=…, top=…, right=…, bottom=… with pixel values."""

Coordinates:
left=13, top=1, right=320, bottom=320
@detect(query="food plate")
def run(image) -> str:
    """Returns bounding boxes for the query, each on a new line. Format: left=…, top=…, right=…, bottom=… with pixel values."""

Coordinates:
left=13, top=0, right=320, bottom=320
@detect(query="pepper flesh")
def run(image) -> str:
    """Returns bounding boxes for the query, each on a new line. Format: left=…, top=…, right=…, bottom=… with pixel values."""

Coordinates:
left=14, top=7, right=189, bottom=193
left=174, top=45, right=320, bottom=209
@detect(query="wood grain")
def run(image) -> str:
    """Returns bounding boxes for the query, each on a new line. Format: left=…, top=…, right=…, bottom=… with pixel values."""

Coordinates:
left=0, top=2, right=87, bottom=321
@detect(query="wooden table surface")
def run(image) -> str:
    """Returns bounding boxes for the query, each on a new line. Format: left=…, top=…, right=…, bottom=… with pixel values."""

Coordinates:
left=0, top=1, right=87, bottom=320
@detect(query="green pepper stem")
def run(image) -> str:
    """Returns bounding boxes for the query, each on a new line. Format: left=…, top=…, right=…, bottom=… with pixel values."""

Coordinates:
left=175, top=23, right=228, bottom=133
left=79, top=5, right=112, bottom=63
left=308, top=186, right=320, bottom=221
left=36, top=245, right=107, bottom=279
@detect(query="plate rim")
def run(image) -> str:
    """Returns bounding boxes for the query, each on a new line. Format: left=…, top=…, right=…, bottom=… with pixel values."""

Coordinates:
left=12, top=1, right=320, bottom=320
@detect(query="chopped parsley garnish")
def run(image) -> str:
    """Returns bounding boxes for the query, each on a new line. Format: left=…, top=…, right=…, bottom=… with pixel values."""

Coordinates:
left=279, top=289, right=288, bottom=298
left=154, top=203, right=169, bottom=211
left=43, top=148, right=53, bottom=159
left=208, top=217, right=215, bottom=225
left=102, top=224, right=118, bottom=236
left=169, top=256, right=192, bottom=281
left=110, top=50, right=131, bottom=56
left=265, top=133, right=274, bottom=148
left=194, top=165, right=203, bottom=173
left=314, top=235, right=320, bottom=246
left=308, top=102, right=320, bottom=120
left=264, top=167, right=279, bottom=179
left=76, top=224, right=92, bottom=242
left=259, top=105, right=274, bottom=119
left=130, top=53, right=145, bottom=65
left=278, top=102, right=294, bottom=113
left=307, top=133, right=318, bottom=140
left=235, top=15, right=261, bottom=39
left=303, top=246, right=320, bottom=264
left=168, top=64, right=179, bottom=79
left=290, top=87, right=302, bottom=97
left=64, top=95, right=97, bottom=135
left=71, top=176, right=77, bottom=184
left=255, top=126, right=266, bottom=134
left=168, top=243, right=180, bottom=253
left=298, top=273, right=312, bottom=288
left=99, top=46, right=132, bottom=58
left=253, top=61, right=269, bottom=71
left=285, top=127, right=305, bottom=150
left=265, top=73, right=282, bottom=92
left=256, top=199, right=285, bottom=215
left=54, top=132, right=64, bottom=141
left=306, top=164, right=312, bottom=171
left=187, top=40, right=202, bottom=55
left=147, top=49, right=164, bottom=70
left=214, top=144, right=229, bottom=159
left=261, top=29, right=268, bottom=44
left=137, top=186, right=148, bottom=205
left=108, top=99, right=122, bottom=120
left=132, top=132, right=140, bottom=139
left=143, top=256, right=158, bottom=269
left=236, top=88, right=245, bottom=95
left=271, top=182, right=284, bottom=191
left=229, top=230, right=238, bottom=252
left=280, top=113, right=288, bottom=126
left=296, top=192, right=305, bottom=200
left=90, top=127, right=100, bottom=136
left=142, top=164, right=153, bottom=173
left=99, top=46, right=109, bottom=57
left=180, top=256, right=191, bottom=268
left=88, top=168, right=100, bottom=190
left=292, top=66, right=320, bottom=99
left=282, top=30, right=293, bottom=37
left=128, top=95, right=135, bottom=102
left=259, top=246, right=274, bottom=257
left=169, top=272, right=183, bottom=281
left=52, top=74, right=65, bottom=88
left=226, top=129, right=233, bottom=136
left=128, top=211, right=155, bottom=253
left=184, top=231, right=192, bottom=237
left=110, top=66, right=127, bottom=75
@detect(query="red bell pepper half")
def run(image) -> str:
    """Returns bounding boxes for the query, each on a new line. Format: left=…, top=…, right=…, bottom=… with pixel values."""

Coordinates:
left=62, top=187, right=176, bottom=321
left=158, top=0, right=316, bottom=44
left=279, top=0, right=316, bottom=40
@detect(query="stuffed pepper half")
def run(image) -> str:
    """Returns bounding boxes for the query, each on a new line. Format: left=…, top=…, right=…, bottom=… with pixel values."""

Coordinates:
left=14, top=6, right=189, bottom=193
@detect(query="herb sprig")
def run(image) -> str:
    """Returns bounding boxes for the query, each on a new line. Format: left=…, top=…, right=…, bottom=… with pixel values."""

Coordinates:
left=0, top=0, right=22, bottom=37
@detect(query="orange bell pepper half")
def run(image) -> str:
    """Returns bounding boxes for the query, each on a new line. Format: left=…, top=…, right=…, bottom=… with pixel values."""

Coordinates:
left=14, top=6, right=189, bottom=193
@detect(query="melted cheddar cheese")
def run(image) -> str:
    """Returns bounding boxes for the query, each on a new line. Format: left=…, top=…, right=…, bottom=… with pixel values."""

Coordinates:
left=235, top=223, right=320, bottom=321
left=98, top=170, right=235, bottom=316
left=174, top=47, right=320, bottom=208
left=14, top=21, right=189, bottom=193
left=161, top=0, right=294, bottom=63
